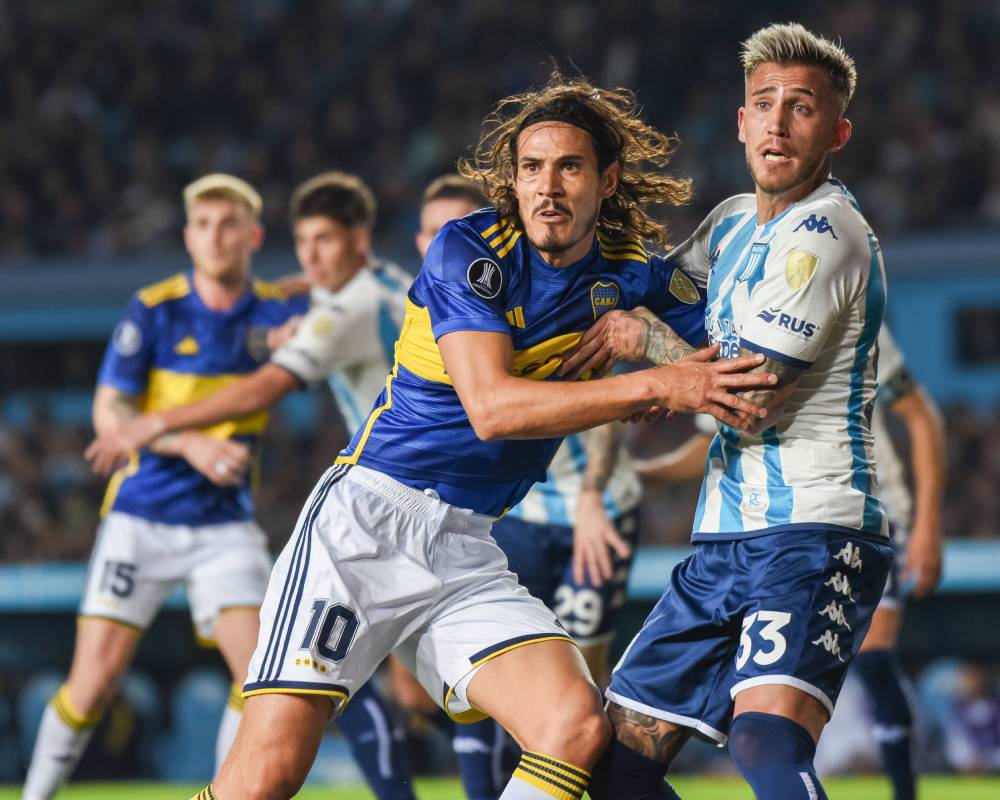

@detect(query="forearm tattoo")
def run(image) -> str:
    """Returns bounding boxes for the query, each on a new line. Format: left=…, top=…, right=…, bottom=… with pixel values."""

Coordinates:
left=736, top=346, right=802, bottom=406
left=607, top=703, right=690, bottom=764
left=581, top=423, right=621, bottom=493
left=634, top=309, right=696, bottom=366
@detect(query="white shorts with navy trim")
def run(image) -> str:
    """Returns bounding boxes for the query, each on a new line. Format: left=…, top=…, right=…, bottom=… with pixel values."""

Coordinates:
left=79, top=511, right=272, bottom=639
left=243, top=464, right=571, bottom=720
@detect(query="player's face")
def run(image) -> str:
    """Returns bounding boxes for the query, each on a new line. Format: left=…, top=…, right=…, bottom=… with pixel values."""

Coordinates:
left=738, top=63, right=852, bottom=199
left=184, top=198, right=262, bottom=282
left=294, top=215, right=368, bottom=292
left=513, top=122, right=620, bottom=266
left=416, top=197, right=480, bottom=259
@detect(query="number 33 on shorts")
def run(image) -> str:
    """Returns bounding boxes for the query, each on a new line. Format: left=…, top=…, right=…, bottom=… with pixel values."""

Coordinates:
left=736, top=610, right=791, bottom=669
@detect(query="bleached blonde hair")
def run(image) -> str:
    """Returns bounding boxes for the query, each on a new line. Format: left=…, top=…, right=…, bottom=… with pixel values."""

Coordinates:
left=741, top=22, right=857, bottom=113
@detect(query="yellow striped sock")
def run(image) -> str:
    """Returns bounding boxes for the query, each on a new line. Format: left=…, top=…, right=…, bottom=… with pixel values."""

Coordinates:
left=51, top=685, right=102, bottom=732
left=188, top=785, right=217, bottom=800
left=226, top=683, right=245, bottom=713
left=512, top=751, right=590, bottom=800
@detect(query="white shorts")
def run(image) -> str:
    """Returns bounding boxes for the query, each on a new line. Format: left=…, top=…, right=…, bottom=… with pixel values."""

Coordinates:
left=80, top=511, right=272, bottom=640
left=244, top=465, right=571, bottom=721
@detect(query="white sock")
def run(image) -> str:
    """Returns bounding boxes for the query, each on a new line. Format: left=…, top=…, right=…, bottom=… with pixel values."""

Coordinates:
left=23, top=687, right=100, bottom=800
left=214, top=683, right=245, bottom=772
left=499, top=752, right=589, bottom=800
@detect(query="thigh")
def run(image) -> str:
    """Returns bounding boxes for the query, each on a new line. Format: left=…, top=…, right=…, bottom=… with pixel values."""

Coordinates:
left=65, top=616, right=142, bottom=710
left=79, top=512, right=178, bottom=631
left=408, top=530, right=571, bottom=723
left=186, top=520, right=271, bottom=642
left=729, top=532, right=894, bottom=722
left=244, top=467, right=440, bottom=712
left=606, top=545, right=739, bottom=746
left=554, top=509, right=640, bottom=648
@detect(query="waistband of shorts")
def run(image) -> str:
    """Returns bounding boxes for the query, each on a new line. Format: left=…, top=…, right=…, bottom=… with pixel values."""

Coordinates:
left=346, top=465, right=494, bottom=536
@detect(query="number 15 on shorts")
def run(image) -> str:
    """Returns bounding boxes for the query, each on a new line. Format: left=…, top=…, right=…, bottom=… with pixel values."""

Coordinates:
left=736, top=610, right=792, bottom=669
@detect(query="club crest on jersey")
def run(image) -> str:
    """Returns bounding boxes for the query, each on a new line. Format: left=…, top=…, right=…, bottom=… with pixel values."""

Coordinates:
left=467, top=257, right=502, bottom=300
left=112, top=320, right=143, bottom=357
left=668, top=269, right=700, bottom=304
left=740, top=488, right=769, bottom=516
left=785, top=249, right=819, bottom=291
left=245, top=326, right=272, bottom=362
left=590, top=281, right=620, bottom=319
left=794, top=214, right=838, bottom=239
left=736, top=242, right=770, bottom=282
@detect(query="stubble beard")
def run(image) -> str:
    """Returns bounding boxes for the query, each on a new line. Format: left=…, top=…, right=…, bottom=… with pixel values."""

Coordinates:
left=527, top=205, right=600, bottom=257
left=747, top=151, right=832, bottom=197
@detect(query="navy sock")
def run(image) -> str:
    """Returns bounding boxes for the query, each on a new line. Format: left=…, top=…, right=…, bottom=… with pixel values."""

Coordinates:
left=588, top=738, right=681, bottom=799
left=337, top=682, right=415, bottom=800
left=853, top=650, right=916, bottom=800
left=453, top=718, right=508, bottom=800
left=728, top=713, right=828, bottom=800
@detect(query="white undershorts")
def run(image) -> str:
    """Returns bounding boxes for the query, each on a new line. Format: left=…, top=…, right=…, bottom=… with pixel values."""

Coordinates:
left=243, top=464, right=571, bottom=721
left=79, top=511, right=272, bottom=639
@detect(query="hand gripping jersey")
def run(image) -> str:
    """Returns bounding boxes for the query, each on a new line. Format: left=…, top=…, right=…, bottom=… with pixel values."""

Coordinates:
left=673, top=179, right=888, bottom=540
left=504, top=431, right=641, bottom=525
left=870, top=325, right=914, bottom=531
left=98, top=272, right=298, bottom=525
left=270, top=260, right=410, bottom=432
left=336, top=209, right=706, bottom=517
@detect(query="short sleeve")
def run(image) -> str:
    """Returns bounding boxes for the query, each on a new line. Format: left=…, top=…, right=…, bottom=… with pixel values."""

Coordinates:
left=645, top=257, right=707, bottom=347
left=97, top=296, right=157, bottom=394
left=416, top=221, right=509, bottom=340
left=271, top=304, right=375, bottom=385
left=738, top=226, right=868, bottom=370
left=667, top=214, right=714, bottom=288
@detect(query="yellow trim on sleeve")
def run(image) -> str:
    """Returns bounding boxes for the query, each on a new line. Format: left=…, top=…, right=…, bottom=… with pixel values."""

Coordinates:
left=138, top=273, right=191, bottom=307
left=76, top=614, right=144, bottom=634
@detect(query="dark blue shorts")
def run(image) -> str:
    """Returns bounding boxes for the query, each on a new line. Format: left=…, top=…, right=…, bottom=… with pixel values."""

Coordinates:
left=491, top=509, right=640, bottom=646
left=607, top=529, right=892, bottom=744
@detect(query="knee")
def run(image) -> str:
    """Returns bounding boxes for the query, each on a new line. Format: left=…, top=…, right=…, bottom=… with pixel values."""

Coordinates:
left=232, top=749, right=310, bottom=800
left=64, top=670, right=122, bottom=718
left=525, top=680, right=611, bottom=766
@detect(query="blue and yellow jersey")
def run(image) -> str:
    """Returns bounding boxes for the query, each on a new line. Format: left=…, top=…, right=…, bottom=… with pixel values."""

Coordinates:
left=98, top=271, right=301, bottom=526
left=336, top=209, right=706, bottom=516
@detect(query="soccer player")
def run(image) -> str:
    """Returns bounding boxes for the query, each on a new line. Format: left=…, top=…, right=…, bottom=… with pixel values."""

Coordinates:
left=635, top=323, right=945, bottom=800
left=85, top=171, right=417, bottom=799
left=22, top=175, right=298, bottom=800
left=562, top=24, right=897, bottom=800
left=194, top=75, right=777, bottom=800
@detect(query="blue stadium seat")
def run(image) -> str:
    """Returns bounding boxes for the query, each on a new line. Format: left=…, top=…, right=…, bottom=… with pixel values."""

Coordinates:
left=152, top=668, right=228, bottom=781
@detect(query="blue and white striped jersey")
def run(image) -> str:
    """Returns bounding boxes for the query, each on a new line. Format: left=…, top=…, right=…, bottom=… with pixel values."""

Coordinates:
left=503, top=431, right=641, bottom=526
left=674, top=179, right=888, bottom=541
left=271, top=260, right=409, bottom=433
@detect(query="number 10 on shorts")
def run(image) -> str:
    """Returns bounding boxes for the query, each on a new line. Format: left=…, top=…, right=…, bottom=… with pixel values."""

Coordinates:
left=736, top=610, right=792, bottom=669
left=299, top=599, right=359, bottom=663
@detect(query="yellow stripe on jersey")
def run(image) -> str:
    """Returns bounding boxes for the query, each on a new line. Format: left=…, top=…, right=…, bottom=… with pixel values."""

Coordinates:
left=512, top=332, right=584, bottom=380
left=480, top=219, right=506, bottom=239
left=138, top=273, right=190, bottom=307
left=597, top=232, right=649, bottom=263
left=480, top=217, right=523, bottom=258
left=396, top=301, right=452, bottom=385
left=505, top=306, right=526, bottom=328
left=100, top=452, right=140, bottom=517
left=143, top=369, right=270, bottom=438
left=335, top=367, right=397, bottom=466
left=488, top=222, right=516, bottom=249
left=252, top=279, right=285, bottom=301
left=496, top=229, right=522, bottom=257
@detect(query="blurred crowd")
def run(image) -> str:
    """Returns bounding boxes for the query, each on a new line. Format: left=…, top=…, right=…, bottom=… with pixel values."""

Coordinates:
left=1, top=397, right=998, bottom=562
left=1, top=0, right=998, bottom=260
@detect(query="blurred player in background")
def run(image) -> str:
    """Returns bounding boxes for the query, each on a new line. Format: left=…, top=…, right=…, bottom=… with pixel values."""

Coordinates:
left=86, top=171, right=416, bottom=799
left=199, top=74, right=774, bottom=800
left=635, top=324, right=945, bottom=800
left=23, top=175, right=298, bottom=800
left=564, top=24, right=896, bottom=800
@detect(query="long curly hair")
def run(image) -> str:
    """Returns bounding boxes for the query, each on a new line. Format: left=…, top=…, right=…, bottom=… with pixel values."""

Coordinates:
left=458, top=72, right=692, bottom=249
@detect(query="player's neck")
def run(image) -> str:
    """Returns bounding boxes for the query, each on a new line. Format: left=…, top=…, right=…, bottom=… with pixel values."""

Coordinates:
left=192, top=268, right=248, bottom=311
left=755, top=175, right=826, bottom=225
left=323, top=257, right=368, bottom=294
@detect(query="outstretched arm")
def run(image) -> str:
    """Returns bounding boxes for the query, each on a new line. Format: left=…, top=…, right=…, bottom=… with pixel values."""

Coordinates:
left=86, top=364, right=296, bottom=475
left=438, top=330, right=775, bottom=441
left=891, top=383, right=946, bottom=597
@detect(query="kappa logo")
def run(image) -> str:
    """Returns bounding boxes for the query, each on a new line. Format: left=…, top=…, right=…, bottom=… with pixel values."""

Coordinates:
left=811, top=629, right=844, bottom=662
left=793, top=214, right=838, bottom=239
left=833, top=541, right=864, bottom=573
left=818, top=600, right=851, bottom=630
left=824, top=571, right=854, bottom=600
left=467, top=257, right=502, bottom=300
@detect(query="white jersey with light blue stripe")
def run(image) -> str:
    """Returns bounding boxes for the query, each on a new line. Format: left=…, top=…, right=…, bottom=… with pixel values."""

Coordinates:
left=271, top=259, right=409, bottom=432
left=871, top=325, right=913, bottom=531
left=504, top=431, right=641, bottom=526
left=674, top=179, right=888, bottom=541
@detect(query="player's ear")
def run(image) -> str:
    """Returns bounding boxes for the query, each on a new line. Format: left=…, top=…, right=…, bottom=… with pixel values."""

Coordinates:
left=600, top=160, right=621, bottom=199
left=830, top=116, right=852, bottom=152
left=354, top=226, right=372, bottom=256
left=250, top=223, right=265, bottom=251
left=737, top=107, right=747, bottom=144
